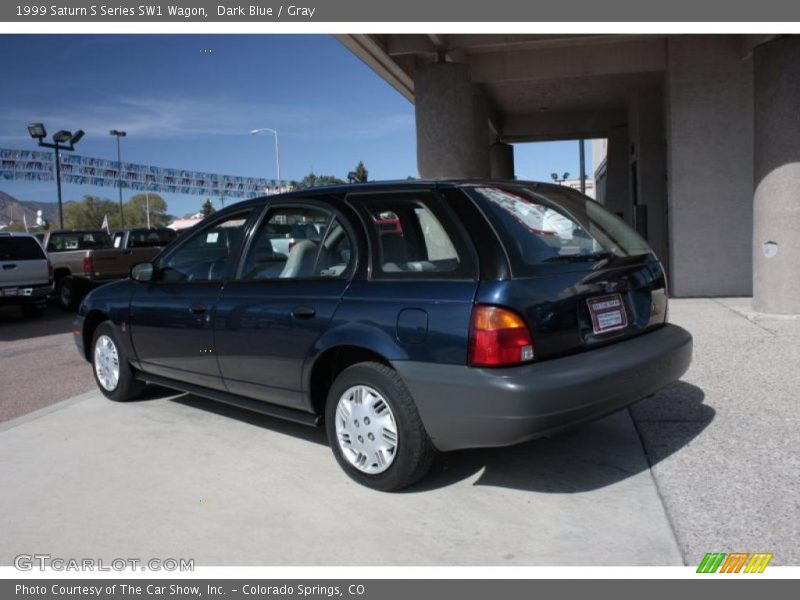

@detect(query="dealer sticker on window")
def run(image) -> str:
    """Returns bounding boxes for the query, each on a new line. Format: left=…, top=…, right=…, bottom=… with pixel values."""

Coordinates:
left=587, top=294, right=628, bottom=334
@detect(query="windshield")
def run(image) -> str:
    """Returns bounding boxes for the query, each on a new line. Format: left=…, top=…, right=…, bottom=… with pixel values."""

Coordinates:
left=467, top=184, right=652, bottom=275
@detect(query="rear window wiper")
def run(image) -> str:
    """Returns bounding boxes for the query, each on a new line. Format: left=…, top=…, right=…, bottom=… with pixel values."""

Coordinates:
left=544, top=251, right=615, bottom=263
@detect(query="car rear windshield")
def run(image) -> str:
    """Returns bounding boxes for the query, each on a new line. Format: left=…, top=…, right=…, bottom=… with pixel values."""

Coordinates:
left=466, top=184, right=652, bottom=276
left=0, top=236, right=46, bottom=261
left=47, top=231, right=112, bottom=252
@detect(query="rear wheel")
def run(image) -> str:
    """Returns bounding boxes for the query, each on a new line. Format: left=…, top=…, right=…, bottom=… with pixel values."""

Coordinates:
left=325, top=362, right=436, bottom=491
left=91, top=322, right=145, bottom=401
left=57, top=276, right=80, bottom=311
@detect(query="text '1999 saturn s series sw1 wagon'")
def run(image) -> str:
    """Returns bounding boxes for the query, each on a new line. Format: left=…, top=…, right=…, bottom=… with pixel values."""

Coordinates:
left=75, top=181, right=692, bottom=491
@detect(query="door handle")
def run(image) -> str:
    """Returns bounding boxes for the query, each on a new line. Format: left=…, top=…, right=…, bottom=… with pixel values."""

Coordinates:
left=292, top=306, right=316, bottom=319
left=2, top=264, right=16, bottom=270
left=190, top=303, right=208, bottom=314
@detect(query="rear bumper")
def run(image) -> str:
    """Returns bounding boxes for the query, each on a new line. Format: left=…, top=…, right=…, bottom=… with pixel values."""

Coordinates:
left=0, top=284, right=50, bottom=306
left=392, top=324, right=693, bottom=452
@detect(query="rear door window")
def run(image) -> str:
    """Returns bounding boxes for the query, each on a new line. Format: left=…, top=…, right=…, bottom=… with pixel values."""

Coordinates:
left=0, top=237, right=46, bottom=261
left=239, top=205, right=355, bottom=280
left=349, top=192, right=475, bottom=279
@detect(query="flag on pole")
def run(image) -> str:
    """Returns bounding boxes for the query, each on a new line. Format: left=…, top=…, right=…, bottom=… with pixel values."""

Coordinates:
left=101, top=214, right=110, bottom=233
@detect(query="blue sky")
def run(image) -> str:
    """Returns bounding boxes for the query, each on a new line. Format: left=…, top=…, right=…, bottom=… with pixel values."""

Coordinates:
left=1, top=35, right=593, bottom=217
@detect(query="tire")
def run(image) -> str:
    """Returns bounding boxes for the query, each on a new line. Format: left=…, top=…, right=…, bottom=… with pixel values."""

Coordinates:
left=57, top=276, right=80, bottom=311
left=21, top=303, right=45, bottom=318
left=325, top=362, right=436, bottom=491
left=91, top=321, right=145, bottom=402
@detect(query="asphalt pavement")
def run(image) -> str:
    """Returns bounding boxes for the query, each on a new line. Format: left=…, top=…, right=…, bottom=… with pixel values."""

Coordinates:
left=0, top=306, right=95, bottom=422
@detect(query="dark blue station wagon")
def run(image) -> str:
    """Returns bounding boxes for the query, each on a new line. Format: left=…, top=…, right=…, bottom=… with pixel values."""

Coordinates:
left=75, top=180, right=692, bottom=490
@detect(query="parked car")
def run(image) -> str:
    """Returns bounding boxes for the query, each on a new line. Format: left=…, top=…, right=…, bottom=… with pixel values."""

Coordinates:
left=74, top=180, right=692, bottom=491
left=0, top=232, right=51, bottom=317
left=43, top=229, right=168, bottom=310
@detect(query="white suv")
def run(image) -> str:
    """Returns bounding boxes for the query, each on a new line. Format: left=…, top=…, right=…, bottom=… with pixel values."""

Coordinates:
left=0, top=232, right=51, bottom=317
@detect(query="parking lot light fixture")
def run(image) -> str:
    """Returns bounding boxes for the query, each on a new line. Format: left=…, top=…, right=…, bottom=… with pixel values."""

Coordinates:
left=52, top=130, right=72, bottom=143
left=27, top=122, right=84, bottom=229
left=27, top=123, right=46, bottom=139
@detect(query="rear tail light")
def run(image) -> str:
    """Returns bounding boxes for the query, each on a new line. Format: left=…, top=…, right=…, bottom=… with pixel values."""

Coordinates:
left=83, top=253, right=93, bottom=276
left=468, top=305, right=534, bottom=367
left=47, top=260, right=53, bottom=283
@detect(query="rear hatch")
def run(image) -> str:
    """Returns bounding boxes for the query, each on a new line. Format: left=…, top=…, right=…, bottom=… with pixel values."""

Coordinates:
left=0, top=235, right=49, bottom=288
left=465, top=184, right=668, bottom=361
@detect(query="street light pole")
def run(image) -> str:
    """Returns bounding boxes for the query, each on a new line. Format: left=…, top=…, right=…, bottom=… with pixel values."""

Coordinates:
left=110, top=130, right=127, bottom=227
left=53, top=148, right=64, bottom=229
left=27, top=124, right=84, bottom=230
left=250, top=128, right=281, bottom=189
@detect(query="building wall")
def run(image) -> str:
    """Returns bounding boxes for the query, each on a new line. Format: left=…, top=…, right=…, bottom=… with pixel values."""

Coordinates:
left=666, top=35, right=754, bottom=296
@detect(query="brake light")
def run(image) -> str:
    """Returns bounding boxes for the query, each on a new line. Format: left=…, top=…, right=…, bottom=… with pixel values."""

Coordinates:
left=47, top=260, right=53, bottom=283
left=83, top=253, right=93, bottom=276
left=468, top=305, right=534, bottom=367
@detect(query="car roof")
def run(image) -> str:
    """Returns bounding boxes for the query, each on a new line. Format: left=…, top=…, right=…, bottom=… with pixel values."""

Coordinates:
left=0, top=231, right=38, bottom=238
left=211, top=178, right=560, bottom=217
left=48, top=229, right=109, bottom=234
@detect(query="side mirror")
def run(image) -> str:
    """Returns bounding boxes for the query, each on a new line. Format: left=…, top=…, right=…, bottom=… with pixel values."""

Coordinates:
left=130, top=262, right=155, bottom=282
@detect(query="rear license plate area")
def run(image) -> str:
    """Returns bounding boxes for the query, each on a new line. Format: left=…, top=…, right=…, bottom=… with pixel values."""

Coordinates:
left=587, top=293, right=628, bottom=334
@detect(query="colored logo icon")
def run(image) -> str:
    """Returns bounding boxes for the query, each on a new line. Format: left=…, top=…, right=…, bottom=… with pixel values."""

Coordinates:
left=697, top=552, right=773, bottom=573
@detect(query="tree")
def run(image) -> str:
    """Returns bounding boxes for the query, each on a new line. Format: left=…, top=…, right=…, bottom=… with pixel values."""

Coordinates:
left=347, top=161, right=368, bottom=183
left=297, top=171, right=345, bottom=189
left=125, top=193, right=169, bottom=228
left=2, top=221, right=28, bottom=232
left=202, top=199, right=216, bottom=217
left=64, top=195, right=120, bottom=230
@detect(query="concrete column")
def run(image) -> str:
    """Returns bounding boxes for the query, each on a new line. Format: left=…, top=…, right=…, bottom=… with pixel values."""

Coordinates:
left=471, top=94, right=491, bottom=178
left=414, top=62, right=486, bottom=179
left=753, top=36, right=800, bottom=314
left=489, top=142, right=515, bottom=179
left=603, top=126, right=631, bottom=222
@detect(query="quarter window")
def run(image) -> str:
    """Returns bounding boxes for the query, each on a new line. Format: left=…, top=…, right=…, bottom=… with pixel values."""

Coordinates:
left=356, top=195, right=463, bottom=276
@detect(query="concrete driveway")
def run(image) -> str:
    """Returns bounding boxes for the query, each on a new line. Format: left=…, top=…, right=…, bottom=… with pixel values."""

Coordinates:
left=0, top=387, right=682, bottom=565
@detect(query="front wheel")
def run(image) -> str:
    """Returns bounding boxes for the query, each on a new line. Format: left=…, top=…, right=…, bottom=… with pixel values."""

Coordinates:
left=91, top=322, right=145, bottom=401
left=325, top=362, right=436, bottom=491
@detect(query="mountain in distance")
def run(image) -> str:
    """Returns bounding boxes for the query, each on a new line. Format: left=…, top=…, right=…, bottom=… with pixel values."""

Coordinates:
left=0, top=190, right=69, bottom=226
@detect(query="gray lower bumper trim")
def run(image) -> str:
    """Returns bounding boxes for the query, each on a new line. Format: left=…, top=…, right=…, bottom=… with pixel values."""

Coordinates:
left=392, top=324, right=693, bottom=452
